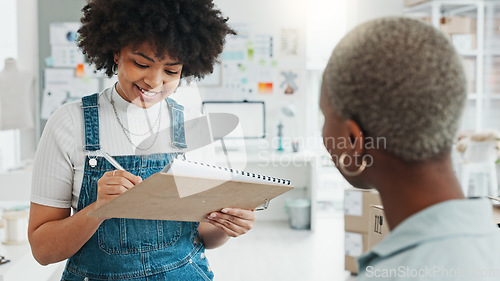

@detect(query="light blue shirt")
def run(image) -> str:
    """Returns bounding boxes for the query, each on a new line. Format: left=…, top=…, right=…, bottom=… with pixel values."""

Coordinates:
left=357, top=199, right=500, bottom=280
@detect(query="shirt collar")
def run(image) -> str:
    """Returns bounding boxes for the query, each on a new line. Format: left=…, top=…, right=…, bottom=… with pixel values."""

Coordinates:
left=358, top=198, right=498, bottom=266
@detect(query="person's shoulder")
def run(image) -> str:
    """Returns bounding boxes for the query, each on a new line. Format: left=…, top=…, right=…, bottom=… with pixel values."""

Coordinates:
left=373, top=234, right=500, bottom=275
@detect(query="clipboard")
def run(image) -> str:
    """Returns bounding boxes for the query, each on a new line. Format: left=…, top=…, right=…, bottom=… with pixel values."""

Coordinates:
left=88, top=161, right=293, bottom=221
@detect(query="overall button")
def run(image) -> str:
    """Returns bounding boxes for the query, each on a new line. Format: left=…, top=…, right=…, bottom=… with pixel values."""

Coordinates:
left=84, top=278, right=89, bottom=281
left=189, top=259, right=193, bottom=264
left=193, top=237, right=200, bottom=245
left=200, top=252, right=205, bottom=260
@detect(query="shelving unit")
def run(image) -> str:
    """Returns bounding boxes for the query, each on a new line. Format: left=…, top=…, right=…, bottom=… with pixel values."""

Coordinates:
left=404, top=0, right=500, bottom=131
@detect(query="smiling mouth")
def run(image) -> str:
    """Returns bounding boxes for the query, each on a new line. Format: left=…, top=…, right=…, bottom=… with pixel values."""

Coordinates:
left=136, top=84, right=160, bottom=97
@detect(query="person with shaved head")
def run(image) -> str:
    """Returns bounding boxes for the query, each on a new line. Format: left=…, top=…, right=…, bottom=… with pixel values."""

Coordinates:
left=321, top=17, right=500, bottom=280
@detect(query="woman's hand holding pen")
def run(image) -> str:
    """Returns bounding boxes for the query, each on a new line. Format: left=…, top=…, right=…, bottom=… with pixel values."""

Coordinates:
left=206, top=208, right=256, bottom=237
left=95, top=170, right=142, bottom=209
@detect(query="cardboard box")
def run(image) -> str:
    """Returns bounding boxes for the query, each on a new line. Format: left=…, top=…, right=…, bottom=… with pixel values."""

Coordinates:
left=344, top=188, right=381, bottom=233
left=440, top=17, right=476, bottom=34
left=404, top=0, right=430, bottom=7
left=420, top=17, right=476, bottom=34
left=344, top=231, right=368, bottom=274
left=367, top=205, right=390, bottom=249
left=345, top=255, right=359, bottom=275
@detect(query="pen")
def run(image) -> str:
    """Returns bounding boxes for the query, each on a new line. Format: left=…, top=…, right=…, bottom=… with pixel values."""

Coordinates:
left=104, top=152, right=125, bottom=171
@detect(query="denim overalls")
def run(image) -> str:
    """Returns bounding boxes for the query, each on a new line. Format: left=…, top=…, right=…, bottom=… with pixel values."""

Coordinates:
left=61, top=93, right=213, bottom=281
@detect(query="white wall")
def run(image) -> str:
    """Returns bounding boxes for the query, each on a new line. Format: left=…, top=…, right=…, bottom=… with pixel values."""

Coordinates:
left=306, top=0, right=348, bottom=70
left=203, top=0, right=309, bottom=151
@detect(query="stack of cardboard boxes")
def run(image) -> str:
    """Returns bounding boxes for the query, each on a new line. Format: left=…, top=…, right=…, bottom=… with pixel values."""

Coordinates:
left=420, top=16, right=478, bottom=92
left=404, top=1, right=482, bottom=94
left=367, top=205, right=390, bottom=250
left=344, top=188, right=389, bottom=274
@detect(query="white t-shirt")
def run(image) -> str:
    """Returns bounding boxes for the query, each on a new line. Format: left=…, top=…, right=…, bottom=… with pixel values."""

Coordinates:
left=31, top=86, right=215, bottom=210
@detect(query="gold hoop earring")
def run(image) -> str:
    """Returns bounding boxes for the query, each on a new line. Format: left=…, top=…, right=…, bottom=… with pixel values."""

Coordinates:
left=112, top=63, right=118, bottom=75
left=338, top=152, right=367, bottom=177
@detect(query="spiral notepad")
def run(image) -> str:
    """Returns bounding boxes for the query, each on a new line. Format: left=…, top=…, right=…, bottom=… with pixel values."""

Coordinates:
left=89, top=159, right=294, bottom=221
left=162, top=159, right=292, bottom=187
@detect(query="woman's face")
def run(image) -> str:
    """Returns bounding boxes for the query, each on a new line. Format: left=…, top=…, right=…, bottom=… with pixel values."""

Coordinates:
left=114, top=42, right=183, bottom=109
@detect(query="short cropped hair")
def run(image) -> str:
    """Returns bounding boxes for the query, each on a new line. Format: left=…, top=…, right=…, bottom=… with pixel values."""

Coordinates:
left=78, top=0, right=236, bottom=78
left=323, top=17, right=467, bottom=161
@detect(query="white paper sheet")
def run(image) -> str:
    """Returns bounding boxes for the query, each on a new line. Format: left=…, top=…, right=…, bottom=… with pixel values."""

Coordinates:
left=51, top=45, right=85, bottom=67
left=50, top=22, right=81, bottom=46
left=40, top=88, right=67, bottom=119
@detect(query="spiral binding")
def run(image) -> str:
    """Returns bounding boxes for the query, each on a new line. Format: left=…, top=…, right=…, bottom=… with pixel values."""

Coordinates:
left=188, top=160, right=291, bottom=186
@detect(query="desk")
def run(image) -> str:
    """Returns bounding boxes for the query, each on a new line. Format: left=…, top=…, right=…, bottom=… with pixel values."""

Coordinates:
left=215, top=149, right=318, bottom=230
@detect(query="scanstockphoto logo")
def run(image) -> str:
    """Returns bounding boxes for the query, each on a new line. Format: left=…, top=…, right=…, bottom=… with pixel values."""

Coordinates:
left=364, top=265, right=500, bottom=279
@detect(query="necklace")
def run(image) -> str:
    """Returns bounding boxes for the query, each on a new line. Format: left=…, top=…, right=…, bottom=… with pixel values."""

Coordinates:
left=109, top=93, right=163, bottom=151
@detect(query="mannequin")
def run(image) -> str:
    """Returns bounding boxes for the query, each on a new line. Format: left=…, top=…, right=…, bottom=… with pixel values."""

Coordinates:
left=0, top=58, right=34, bottom=130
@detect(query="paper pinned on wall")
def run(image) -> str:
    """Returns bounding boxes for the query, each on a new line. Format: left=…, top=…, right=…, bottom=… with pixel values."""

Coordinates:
left=280, top=69, right=299, bottom=95
left=71, top=77, right=99, bottom=98
left=44, top=68, right=74, bottom=90
left=247, top=62, right=274, bottom=95
left=51, top=45, right=85, bottom=67
left=41, top=78, right=97, bottom=120
left=279, top=28, right=300, bottom=58
left=41, top=88, right=68, bottom=119
left=50, top=22, right=81, bottom=46
left=42, top=68, right=100, bottom=118
left=253, top=33, right=274, bottom=60
left=257, top=82, right=273, bottom=94
left=223, top=23, right=249, bottom=62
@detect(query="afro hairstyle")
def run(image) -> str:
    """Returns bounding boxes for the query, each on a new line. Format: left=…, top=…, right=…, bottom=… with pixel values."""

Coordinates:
left=323, top=17, right=467, bottom=162
left=78, top=0, right=236, bottom=78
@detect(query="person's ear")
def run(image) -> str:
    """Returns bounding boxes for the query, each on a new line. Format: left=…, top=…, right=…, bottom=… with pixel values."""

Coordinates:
left=113, top=52, right=120, bottom=64
left=345, top=119, right=364, bottom=155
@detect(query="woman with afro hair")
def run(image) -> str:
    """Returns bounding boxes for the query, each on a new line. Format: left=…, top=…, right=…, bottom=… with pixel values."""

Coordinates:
left=28, top=1, right=254, bottom=280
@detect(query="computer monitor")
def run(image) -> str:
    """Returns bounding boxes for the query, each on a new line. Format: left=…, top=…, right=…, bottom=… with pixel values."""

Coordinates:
left=202, top=101, right=265, bottom=139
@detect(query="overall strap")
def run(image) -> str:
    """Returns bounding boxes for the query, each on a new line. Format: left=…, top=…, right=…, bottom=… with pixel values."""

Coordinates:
left=166, top=97, right=187, bottom=149
left=81, top=93, right=101, bottom=151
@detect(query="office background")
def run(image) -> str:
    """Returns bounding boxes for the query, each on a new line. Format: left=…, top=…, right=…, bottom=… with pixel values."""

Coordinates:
left=0, top=0, right=499, bottom=280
